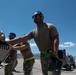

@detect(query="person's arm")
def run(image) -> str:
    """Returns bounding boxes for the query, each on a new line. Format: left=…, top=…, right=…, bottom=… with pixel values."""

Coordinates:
left=51, top=35, right=59, bottom=56
left=6, top=35, right=29, bottom=45
left=12, top=44, right=28, bottom=50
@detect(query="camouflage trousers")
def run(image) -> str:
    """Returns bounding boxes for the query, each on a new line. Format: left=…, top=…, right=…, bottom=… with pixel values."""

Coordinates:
left=40, top=53, right=62, bottom=75
left=4, top=53, right=17, bottom=75
left=5, top=62, right=14, bottom=75
left=23, top=59, right=35, bottom=75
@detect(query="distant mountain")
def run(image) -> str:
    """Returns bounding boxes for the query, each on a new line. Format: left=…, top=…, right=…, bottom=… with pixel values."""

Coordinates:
left=73, top=56, right=76, bottom=60
left=17, top=54, right=23, bottom=58
left=34, top=53, right=40, bottom=59
left=17, top=53, right=76, bottom=60
left=17, top=53, right=40, bottom=59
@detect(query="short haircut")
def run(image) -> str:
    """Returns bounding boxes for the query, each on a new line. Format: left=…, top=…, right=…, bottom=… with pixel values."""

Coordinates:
left=9, top=32, right=16, bottom=37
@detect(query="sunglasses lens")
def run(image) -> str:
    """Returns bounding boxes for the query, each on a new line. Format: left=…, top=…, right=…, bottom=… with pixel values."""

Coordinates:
left=32, top=15, right=38, bottom=19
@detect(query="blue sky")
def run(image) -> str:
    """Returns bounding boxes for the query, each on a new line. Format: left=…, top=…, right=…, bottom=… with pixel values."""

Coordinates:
left=0, top=0, right=76, bottom=56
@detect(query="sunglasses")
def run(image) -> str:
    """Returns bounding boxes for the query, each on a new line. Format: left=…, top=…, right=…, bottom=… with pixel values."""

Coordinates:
left=32, top=14, right=41, bottom=19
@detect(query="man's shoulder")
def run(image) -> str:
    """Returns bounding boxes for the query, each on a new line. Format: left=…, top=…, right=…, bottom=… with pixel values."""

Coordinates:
left=27, top=29, right=36, bottom=37
left=27, top=29, right=36, bottom=34
left=46, top=23, right=55, bottom=28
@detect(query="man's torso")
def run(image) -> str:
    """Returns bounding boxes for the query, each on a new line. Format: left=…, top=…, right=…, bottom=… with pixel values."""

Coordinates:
left=27, top=23, right=58, bottom=51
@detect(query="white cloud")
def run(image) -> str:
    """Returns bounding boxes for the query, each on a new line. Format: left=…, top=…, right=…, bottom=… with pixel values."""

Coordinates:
left=30, top=42, right=76, bottom=48
left=5, top=38, right=9, bottom=41
left=59, top=42, right=76, bottom=48
left=30, top=43, right=37, bottom=47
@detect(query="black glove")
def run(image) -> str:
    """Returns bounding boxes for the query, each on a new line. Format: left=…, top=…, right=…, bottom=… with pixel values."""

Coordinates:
left=50, top=54, right=60, bottom=61
left=48, top=54, right=62, bottom=72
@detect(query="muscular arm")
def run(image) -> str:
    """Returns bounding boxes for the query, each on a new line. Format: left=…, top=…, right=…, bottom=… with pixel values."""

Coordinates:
left=6, top=35, right=29, bottom=45
left=51, top=35, right=59, bottom=56
left=12, top=44, right=28, bottom=50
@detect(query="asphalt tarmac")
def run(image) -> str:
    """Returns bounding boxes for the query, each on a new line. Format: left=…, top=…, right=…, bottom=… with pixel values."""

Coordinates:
left=0, top=58, right=76, bottom=75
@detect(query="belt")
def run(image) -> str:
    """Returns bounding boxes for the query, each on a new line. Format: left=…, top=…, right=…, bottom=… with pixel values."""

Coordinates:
left=41, top=49, right=53, bottom=54
left=25, top=56, right=35, bottom=61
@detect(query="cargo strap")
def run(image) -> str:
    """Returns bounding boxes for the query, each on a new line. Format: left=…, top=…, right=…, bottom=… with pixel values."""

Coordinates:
left=41, top=49, right=53, bottom=54
left=25, top=56, right=35, bottom=61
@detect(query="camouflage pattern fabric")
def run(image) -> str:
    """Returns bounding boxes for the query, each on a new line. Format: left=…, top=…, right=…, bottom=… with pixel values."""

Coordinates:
left=23, top=59, right=35, bottom=75
left=4, top=51, right=17, bottom=75
left=40, top=53, right=62, bottom=75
